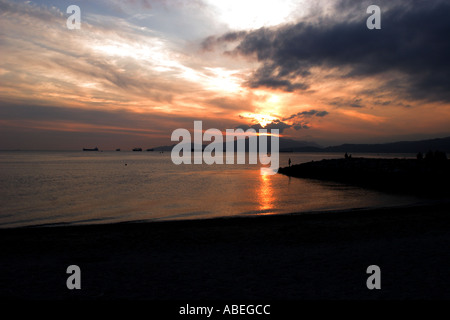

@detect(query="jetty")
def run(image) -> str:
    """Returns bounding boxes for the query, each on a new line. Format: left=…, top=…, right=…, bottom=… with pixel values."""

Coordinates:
left=278, top=153, right=449, bottom=195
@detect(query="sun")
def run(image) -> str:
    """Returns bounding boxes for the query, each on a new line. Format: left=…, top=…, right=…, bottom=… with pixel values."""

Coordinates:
left=241, top=113, right=278, bottom=127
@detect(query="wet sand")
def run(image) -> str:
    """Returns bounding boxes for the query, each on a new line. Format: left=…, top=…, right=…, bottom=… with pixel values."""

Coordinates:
left=1, top=203, right=449, bottom=300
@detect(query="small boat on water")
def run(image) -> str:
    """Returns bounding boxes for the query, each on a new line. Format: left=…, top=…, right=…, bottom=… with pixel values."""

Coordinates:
left=83, top=147, right=99, bottom=151
left=133, top=148, right=143, bottom=152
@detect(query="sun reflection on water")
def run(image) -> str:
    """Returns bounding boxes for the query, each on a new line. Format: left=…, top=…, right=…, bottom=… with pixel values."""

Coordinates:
left=258, top=172, right=275, bottom=214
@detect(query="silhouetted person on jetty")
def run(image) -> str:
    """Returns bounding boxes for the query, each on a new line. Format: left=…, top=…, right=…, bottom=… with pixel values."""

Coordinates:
left=417, top=152, right=423, bottom=160
left=289, top=158, right=291, bottom=167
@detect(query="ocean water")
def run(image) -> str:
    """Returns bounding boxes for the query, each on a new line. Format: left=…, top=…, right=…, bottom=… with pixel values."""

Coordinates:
left=0, top=151, right=422, bottom=228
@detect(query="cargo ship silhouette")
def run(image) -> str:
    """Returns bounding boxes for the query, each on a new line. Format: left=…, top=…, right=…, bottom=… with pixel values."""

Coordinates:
left=83, top=147, right=99, bottom=151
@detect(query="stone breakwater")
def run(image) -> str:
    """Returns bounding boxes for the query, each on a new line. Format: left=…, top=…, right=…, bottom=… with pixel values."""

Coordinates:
left=278, top=157, right=450, bottom=195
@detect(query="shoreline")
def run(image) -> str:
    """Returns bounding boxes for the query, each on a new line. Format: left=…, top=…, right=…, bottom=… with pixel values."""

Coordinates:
left=1, top=201, right=450, bottom=299
left=2, top=195, right=446, bottom=230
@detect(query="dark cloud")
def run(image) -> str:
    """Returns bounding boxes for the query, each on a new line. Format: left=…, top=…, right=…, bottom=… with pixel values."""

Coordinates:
left=316, top=111, right=329, bottom=117
left=330, top=98, right=364, bottom=108
left=294, top=123, right=310, bottom=130
left=236, top=120, right=293, bottom=133
left=202, top=31, right=248, bottom=51
left=265, top=121, right=292, bottom=132
left=247, top=64, right=309, bottom=92
left=219, top=0, right=450, bottom=101
left=237, top=108, right=329, bottom=133
left=281, top=109, right=329, bottom=130
left=283, top=109, right=329, bottom=121
left=218, top=31, right=248, bottom=43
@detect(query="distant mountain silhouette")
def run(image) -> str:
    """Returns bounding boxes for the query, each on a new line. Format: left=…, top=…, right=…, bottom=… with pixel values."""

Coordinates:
left=152, top=137, right=319, bottom=152
left=283, top=136, right=450, bottom=153
left=151, top=136, right=450, bottom=154
left=322, top=136, right=450, bottom=153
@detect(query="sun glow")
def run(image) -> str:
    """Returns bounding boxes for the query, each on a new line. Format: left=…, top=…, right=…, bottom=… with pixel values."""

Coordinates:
left=203, top=67, right=243, bottom=93
left=207, top=0, right=303, bottom=30
left=241, top=113, right=278, bottom=127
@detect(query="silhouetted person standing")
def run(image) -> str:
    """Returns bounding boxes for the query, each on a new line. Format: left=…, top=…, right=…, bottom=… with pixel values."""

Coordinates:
left=289, top=158, right=291, bottom=167
left=417, top=152, right=423, bottom=160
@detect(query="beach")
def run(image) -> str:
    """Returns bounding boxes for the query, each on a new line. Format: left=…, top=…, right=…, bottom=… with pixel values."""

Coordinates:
left=1, top=202, right=449, bottom=300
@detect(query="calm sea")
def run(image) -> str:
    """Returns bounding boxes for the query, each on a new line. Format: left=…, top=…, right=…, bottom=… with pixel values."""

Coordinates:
left=0, top=151, right=422, bottom=228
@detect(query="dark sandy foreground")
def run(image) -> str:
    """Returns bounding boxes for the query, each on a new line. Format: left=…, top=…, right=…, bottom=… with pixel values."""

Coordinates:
left=1, top=203, right=450, bottom=300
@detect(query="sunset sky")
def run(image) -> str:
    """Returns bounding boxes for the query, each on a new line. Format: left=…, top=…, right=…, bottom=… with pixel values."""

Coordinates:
left=1, top=0, right=450, bottom=150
